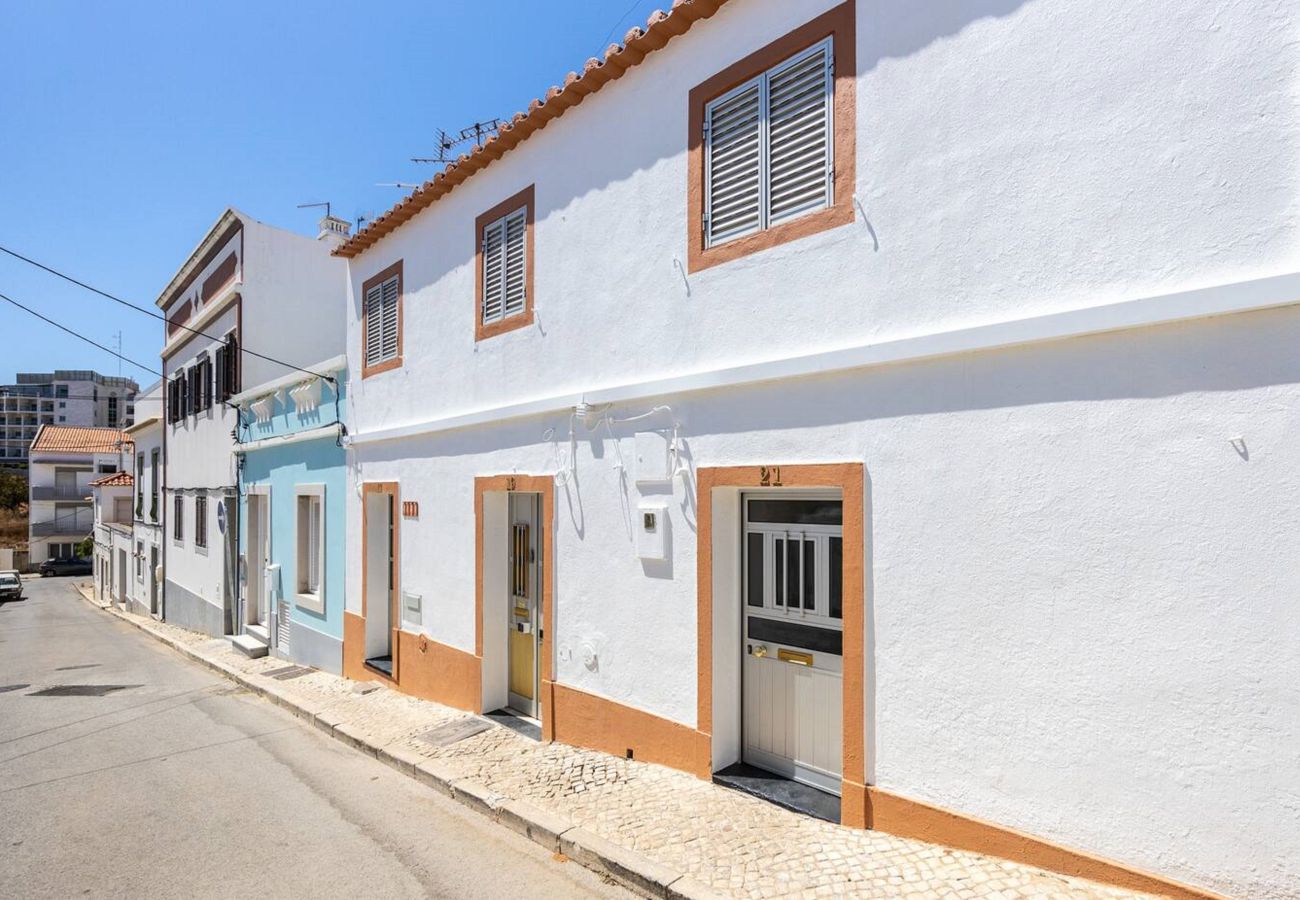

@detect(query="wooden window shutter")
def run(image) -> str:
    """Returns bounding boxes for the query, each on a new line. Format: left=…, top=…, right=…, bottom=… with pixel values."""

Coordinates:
left=481, top=218, right=506, bottom=324
left=380, top=275, right=399, bottom=361
left=704, top=78, right=763, bottom=246
left=703, top=37, right=833, bottom=247
left=226, top=333, right=240, bottom=395
left=766, top=40, right=833, bottom=226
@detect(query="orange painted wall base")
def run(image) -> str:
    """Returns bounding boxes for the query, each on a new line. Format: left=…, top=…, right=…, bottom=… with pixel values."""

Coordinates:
left=551, top=683, right=711, bottom=778
left=855, top=786, right=1220, bottom=899
left=342, top=611, right=481, bottom=712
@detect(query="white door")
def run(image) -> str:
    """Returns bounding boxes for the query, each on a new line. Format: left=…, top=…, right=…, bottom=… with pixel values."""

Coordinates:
left=507, top=493, right=541, bottom=718
left=741, top=493, right=844, bottom=795
left=247, top=494, right=270, bottom=627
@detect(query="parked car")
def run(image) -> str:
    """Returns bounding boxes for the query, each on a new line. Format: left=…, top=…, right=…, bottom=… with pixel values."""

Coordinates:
left=38, top=557, right=92, bottom=577
left=0, top=571, right=22, bottom=601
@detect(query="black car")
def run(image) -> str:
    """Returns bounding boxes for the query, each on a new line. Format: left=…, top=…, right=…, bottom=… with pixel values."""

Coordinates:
left=38, top=557, right=92, bottom=577
left=0, top=571, right=22, bottom=601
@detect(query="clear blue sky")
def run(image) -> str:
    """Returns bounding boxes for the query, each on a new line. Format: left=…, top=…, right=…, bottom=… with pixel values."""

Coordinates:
left=0, top=0, right=661, bottom=386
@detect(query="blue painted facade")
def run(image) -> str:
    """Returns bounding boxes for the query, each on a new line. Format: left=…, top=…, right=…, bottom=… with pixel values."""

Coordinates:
left=237, top=373, right=347, bottom=673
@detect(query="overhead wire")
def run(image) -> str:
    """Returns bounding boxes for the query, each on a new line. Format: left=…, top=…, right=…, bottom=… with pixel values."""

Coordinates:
left=0, top=244, right=334, bottom=383
left=0, top=290, right=161, bottom=377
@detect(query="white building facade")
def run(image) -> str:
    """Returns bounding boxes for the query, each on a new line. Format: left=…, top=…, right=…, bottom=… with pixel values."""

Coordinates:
left=125, top=381, right=163, bottom=617
left=157, top=208, right=346, bottom=637
left=27, top=426, right=126, bottom=564
left=90, top=471, right=134, bottom=607
left=334, top=2, right=1299, bottom=897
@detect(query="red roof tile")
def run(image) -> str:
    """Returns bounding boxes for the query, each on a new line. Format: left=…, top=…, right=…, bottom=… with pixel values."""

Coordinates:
left=29, top=425, right=128, bottom=455
left=88, top=472, right=134, bottom=487
left=333, top=0, right=733, bottom=259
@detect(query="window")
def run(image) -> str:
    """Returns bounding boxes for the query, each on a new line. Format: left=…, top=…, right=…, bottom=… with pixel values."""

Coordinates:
left=194, top=495, right=207, bottom=549
left=113, top=496, right=132, bottom=523
left=98, top=464, right=117, bottom=474
left=136, top=453, right=144, bottom=517
left=743, top=494, right=843, bottom=623
left=362, top=262, right=402, bottom=377
left=173, top=494, right=184, bottom=542
left=107, top=395, right=119, bottom=427
left=55, top=385, right=68, bottom=399
left=214, top=332, right=239, bottom=401
left=475, top=186, right=534, bottom=341
left=295, top=484, right=325, bottom=613
left=58, top=401, right=65, bottom=408
left=136, top=541, right=143, bottom=581
left=687, top=1, right=855, bottom=271
left=150, top=449, right=159, bottom=522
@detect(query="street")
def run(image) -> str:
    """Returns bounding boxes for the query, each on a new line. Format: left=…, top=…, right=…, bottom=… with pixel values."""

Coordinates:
left=0, top=577, right=629, bottom=899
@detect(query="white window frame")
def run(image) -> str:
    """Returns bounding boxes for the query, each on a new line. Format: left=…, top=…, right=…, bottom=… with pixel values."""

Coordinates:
left=294, top=483, right=326, bottom=614
left=480, top=205, right=528, bottom=326
left=742, top=490, right=844, bottom=629
left=703, top=36, right=834, bottom=249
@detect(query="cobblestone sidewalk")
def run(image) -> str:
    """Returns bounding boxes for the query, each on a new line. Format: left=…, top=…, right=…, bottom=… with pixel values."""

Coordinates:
left=76, top=585, right=1153, bottom=900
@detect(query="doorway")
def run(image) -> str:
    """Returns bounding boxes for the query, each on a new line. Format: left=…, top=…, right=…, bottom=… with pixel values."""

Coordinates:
left=363, top=484, right=397, bottom=677
left=117, top=548, right=128, bottom=607
left=740, top=492, right=844, bottom=796
left=149, top=546, right=159, bottom=615
left=246, top=492, right=270, bottom=628
left=506, top=493, right=542, bottom=718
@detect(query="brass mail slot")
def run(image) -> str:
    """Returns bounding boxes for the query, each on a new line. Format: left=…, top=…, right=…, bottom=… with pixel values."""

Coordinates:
left=778, top=648, right=813, bottom=666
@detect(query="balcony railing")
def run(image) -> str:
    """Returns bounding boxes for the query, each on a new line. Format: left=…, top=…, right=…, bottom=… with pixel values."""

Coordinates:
left=31, top=520, right=93, bottom=537
left=30, top=486, right=91, bottom=502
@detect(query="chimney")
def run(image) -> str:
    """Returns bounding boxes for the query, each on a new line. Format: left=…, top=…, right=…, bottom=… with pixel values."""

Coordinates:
left=317, top=214, right=352, bottom=246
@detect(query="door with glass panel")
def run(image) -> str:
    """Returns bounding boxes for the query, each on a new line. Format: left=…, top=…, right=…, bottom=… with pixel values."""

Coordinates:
left=742, top=493, right=844, bottom=794
left=507, top=493, right=541, bottom=718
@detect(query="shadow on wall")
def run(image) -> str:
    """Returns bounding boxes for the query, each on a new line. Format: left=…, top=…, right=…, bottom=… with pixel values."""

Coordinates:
left=347, top=0, right=1033, bottom=312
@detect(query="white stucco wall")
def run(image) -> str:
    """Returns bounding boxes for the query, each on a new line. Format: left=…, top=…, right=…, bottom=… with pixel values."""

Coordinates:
left=337, top=1, right=1299, bottom=895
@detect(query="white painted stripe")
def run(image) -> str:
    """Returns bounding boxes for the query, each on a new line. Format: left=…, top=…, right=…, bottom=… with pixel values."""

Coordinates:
left=348, top=272, right=1300, bottom=448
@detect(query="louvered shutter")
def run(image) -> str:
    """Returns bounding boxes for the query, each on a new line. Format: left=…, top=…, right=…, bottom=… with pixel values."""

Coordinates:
left=379, top=275, right=399, bottom=360
left=766, top=40, right=833, bottom=226
left=365, top=276, right=399, bottom=366
left=703, top=37, right=834, bottom=248
left=481, top=218, right=506, bottom=324
left=364, top=280, right=385, bottom=366
left=704, top=79, right=763, bottom=246
left=502, top=209, right=527, bottom=318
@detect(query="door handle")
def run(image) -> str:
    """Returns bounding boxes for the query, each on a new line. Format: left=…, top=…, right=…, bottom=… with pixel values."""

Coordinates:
left=778, top=649, right=813, bottom=666
left=750, top=644, right=769, bottom=658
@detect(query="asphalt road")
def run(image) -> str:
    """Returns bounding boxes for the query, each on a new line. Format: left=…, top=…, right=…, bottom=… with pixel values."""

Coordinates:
left=0, top=576, right=630, bottom=899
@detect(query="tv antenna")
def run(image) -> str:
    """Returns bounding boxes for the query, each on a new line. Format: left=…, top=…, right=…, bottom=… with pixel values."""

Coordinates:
left=412, top=119, right=502, bottom=167
left=376, top=182, right=421, bottom=189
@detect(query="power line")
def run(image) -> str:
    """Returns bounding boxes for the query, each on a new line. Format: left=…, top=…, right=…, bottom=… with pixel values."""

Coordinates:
left=0, top=290, right=162, bottom=377
left=598, top=0, right=644, bottom=54
left=0, top=244, right=333, bottom=383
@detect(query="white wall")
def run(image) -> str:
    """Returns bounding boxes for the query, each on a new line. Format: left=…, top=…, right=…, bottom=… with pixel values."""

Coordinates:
left=338, top=1, right=1299, bottom=895
left=350, top=305, right=1300, bottom=896
left=345, top=0, right=1298, bottom=436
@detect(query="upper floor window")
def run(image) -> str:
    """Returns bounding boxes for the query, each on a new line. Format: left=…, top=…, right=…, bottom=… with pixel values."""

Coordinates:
left=362, top=261, right=402, bottom=377
left=475, top=185, right=534, bottom=341
left=214, top=332, right=239, bottom=402
left=687, top=2, right=855, bottom=272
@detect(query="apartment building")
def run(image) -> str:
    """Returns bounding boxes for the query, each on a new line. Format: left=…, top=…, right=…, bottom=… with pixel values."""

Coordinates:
left=332, top=2, right=1298, bottom=897
left=27, top=425, right=125, bottom=564
left=0, top=370, right=137, bottom=465
left=157, top=208, right=346, bottom=638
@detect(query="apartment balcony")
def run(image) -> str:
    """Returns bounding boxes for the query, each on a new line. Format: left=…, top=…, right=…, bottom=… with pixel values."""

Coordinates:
left=30, top=486, right=92, bottom=502
left=31, top=520, right=93, bottom=537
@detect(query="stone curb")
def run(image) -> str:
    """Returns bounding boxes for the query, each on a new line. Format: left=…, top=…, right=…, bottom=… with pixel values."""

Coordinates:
left=73, top=584, right=721, bottom=900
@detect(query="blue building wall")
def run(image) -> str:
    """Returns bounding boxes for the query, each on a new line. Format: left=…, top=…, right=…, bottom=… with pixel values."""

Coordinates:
left=238, top=374, right=346, bottom=673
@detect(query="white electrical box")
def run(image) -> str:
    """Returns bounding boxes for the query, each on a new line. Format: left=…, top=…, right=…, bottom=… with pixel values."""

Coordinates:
left=636, top=502, right=668, bottom=560
left=634, top=430, right=672, bottom=484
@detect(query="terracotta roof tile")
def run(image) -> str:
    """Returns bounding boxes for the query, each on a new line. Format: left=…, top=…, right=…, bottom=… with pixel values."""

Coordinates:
left=88, top=472, right=134, bottom=487
left=334, top=0, right=734, bottom=259
left=29, top=425, right=128, bottom=455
